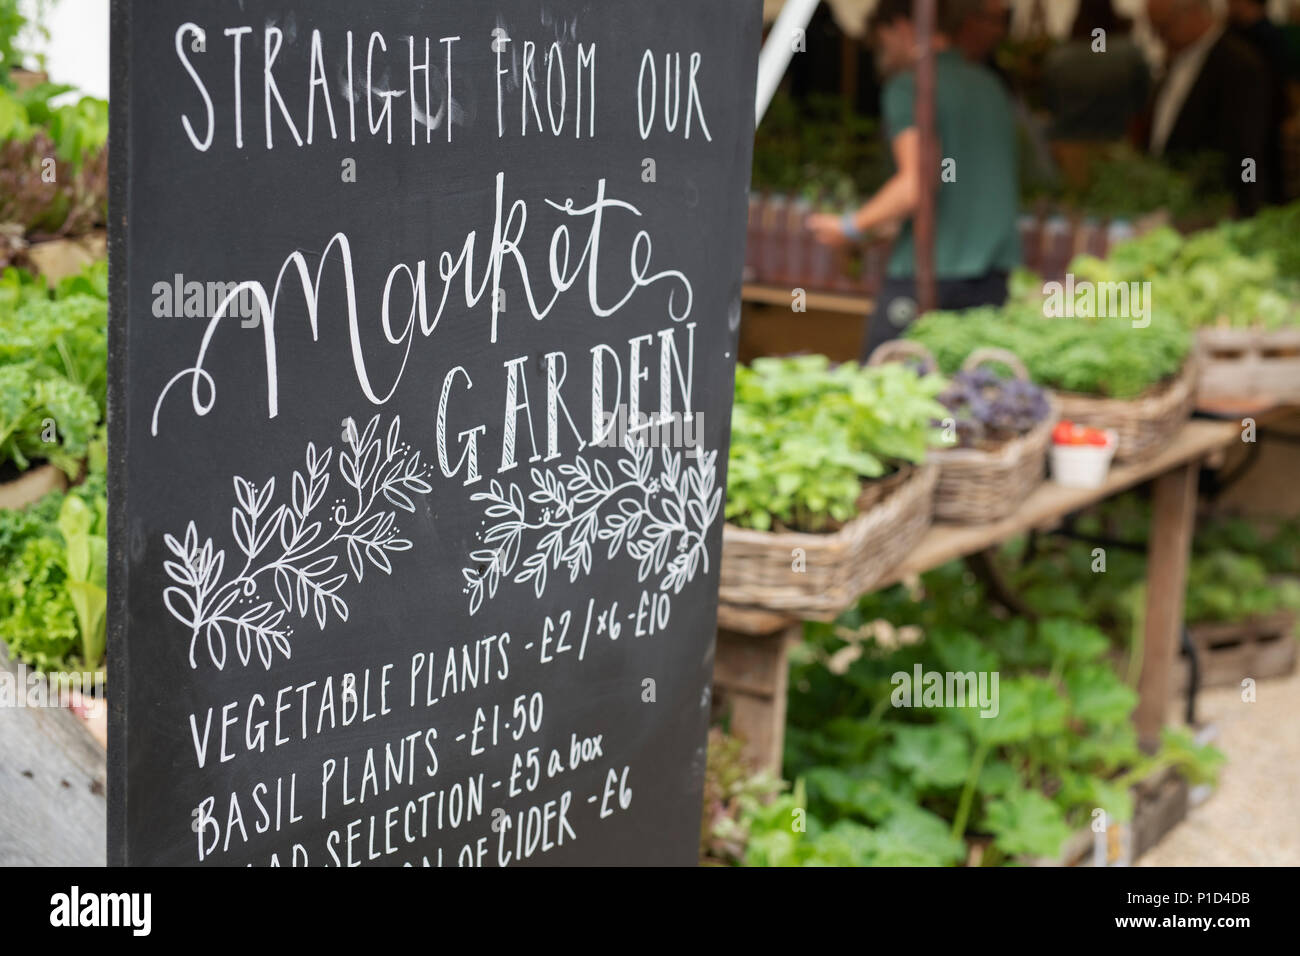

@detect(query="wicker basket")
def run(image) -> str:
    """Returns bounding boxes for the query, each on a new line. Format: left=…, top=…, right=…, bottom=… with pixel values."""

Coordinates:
left=1196, top=327, right=1300, bottom=407
left=866, top=341, right=1057, bottom=524
left=719, top=463, right=937, bottom=620
left=934, top=348, right=1057, bottom=523
left=1053, top=356, right=1197, bottom=463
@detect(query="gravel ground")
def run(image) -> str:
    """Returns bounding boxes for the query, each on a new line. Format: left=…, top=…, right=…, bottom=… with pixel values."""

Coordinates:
left=1137, top=669, right=1300, bottom=867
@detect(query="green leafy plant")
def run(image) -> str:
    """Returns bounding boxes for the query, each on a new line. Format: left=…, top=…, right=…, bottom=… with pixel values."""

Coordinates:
left=0, top=465, right=106, bottom=672
left=0, top=0, right=37, bottom=84
left=751, top=92, right=891, bottom=207
left=56, top=490, right=106, bottom=668
left=1007, top=494, right=1300, bottom=639
left=14, top=82, right=108, bottom=167
left=908, top=302, right=1191, bottom=400
left=1061, top=203, right=1300, bottom=330
left=0, top=61, right=108, bottom=244
left=1061, top=147, right=1231, bottom=224
left=1194, top=513, right=1300, bottom=576
left=0, top=261, right=106, bottom=476
left=700, top=727, right=785, bottom=865
left=726, top=356, right=946, bottom=531
left=734, top=557, right=1225, bottom=867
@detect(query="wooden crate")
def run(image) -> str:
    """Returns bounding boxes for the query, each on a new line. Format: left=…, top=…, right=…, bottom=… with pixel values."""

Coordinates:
left=1131, top=766, right=1192, bottom=861
left=1197, top=327, right=1300, bottom=407
left=1176, top=613, right=1297, bottom=692
left=1030, top=766, right=1190, bottom=867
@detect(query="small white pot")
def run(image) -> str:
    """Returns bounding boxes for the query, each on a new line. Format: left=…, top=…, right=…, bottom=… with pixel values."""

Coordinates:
left=1051, top=431, right=1118, bottom=489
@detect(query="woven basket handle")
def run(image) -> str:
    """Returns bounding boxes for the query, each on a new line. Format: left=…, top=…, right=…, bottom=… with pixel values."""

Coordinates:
left=866, top=339, right=936, bottom=369
left=961, top=347, right=1029, bottom=381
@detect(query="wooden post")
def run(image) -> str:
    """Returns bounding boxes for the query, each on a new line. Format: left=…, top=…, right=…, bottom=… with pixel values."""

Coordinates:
left=913, top=0, right=938, bottom=314
left=712, top=623, right=799, bottom=773
left=1135, top=464, right=1199, bottom=749
left=840, top=32, right=859, bottom=108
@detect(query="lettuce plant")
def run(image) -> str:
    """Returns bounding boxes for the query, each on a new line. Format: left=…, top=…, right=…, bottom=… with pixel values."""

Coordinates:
left=0, top=263, right=106, bottom=476
left=727, top=356, right=946, bottom=532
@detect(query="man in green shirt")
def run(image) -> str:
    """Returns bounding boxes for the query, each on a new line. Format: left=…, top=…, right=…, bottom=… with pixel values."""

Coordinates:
left=808, top=0, right=1021, bottom=360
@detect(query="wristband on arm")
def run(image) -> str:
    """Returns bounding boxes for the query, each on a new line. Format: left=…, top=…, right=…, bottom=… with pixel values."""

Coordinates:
left=841, top=211, right=863, bottom=241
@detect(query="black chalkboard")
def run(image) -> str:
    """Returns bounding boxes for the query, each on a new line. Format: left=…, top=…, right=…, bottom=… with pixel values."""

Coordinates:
left=107, top=0, right=759, bottom=866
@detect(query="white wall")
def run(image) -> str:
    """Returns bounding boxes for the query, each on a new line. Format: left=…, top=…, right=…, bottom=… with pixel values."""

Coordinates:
left=19, top=0, right=109, bottom=100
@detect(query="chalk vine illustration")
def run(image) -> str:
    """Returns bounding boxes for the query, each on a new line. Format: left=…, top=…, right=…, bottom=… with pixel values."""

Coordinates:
left=463, top=438, right=722, bottom=615
left=162, top=414, right=433, bottom=670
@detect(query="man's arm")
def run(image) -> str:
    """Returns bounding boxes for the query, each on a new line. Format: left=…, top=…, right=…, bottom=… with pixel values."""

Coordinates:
left=808, top=128, right=922, bottom=245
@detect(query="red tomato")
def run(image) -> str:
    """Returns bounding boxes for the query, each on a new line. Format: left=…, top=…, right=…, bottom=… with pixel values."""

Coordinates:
left=1053, top=420, right=1111, bottom=447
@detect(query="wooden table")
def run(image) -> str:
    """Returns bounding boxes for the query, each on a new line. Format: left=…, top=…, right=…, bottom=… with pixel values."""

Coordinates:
left=712, top=418, right=1244, bottom=772
left=742, top=282, right=873, bottom=316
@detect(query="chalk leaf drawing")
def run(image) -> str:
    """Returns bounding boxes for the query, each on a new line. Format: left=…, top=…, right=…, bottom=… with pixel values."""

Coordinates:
left=162, top=415, right=432, bottom=670
left=463, top=438, right=722, bottom=614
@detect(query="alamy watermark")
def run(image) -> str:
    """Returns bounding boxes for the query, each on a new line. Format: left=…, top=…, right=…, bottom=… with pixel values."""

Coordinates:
left=593, top=404, right=702, bottom=456
left=1042, top=274, right=1151, bottom=329
left=151, top=274, right=263, bottom=328
left=0, top=662, right=105, bottom=716
left=891, top=665, right=999, bottom=718
left=49, top=886, right=151, bottom=936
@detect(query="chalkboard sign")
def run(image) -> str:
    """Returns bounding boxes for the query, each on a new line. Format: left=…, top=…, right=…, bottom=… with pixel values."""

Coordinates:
left=108, top=0, right=759, bottom=865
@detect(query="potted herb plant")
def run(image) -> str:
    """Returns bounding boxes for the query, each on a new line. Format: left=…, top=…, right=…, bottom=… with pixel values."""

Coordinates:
left=719, top=355, right=945, bottom=619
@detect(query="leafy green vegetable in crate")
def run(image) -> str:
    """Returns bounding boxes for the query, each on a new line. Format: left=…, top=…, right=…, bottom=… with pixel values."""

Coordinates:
left=726, top=356, right=946, bottom=532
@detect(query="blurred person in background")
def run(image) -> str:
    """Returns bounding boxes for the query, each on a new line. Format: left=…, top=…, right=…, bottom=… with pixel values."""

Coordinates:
left=1146, top=0, right=1277, bottom=213
left=1227, top=0, right=1291, bottom=77
left=1043, top=0, right=1151, bottom=144
left=954, top=0, right=1011, bottom=77
left=808, top=0, right=1020, bottom=358
left=1227, top=0, right=1293, bottom=201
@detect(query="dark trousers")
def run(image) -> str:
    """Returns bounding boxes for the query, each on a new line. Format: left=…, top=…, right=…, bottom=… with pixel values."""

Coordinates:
left=861, top=271, right=1010, bottom=363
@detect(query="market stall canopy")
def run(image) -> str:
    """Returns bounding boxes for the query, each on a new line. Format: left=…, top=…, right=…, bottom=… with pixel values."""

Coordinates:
left=764, top=0, right=872, bottom=36
left=762, top=0, right=1160, bottom=40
